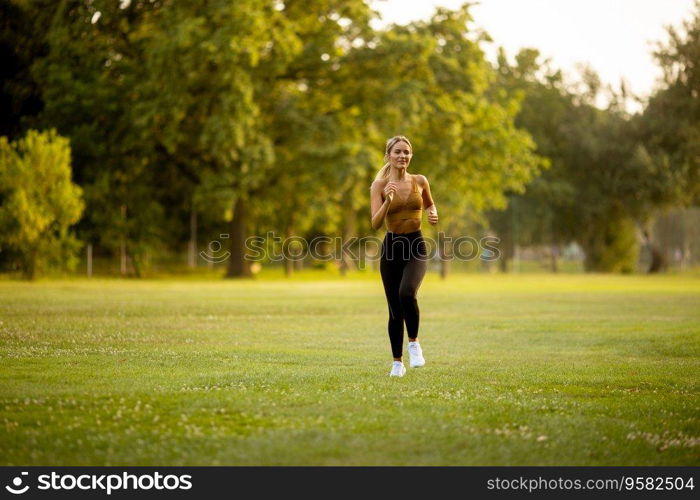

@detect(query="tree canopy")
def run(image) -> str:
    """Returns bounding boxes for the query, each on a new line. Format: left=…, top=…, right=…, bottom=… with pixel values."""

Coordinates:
left=1, top=0, right=697, bottom=277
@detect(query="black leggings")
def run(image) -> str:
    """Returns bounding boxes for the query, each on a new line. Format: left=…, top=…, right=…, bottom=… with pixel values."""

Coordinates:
left=380, top=230, right=428, bottom=358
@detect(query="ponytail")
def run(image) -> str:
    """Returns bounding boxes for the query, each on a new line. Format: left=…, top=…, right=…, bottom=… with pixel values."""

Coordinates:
left=374, top=162, right=391, bottom=181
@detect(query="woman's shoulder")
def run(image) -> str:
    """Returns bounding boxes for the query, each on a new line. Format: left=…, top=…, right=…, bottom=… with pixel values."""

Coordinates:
left=371, top=178, right=388, bottom=190
left=412, top=173, right=428, bottom=186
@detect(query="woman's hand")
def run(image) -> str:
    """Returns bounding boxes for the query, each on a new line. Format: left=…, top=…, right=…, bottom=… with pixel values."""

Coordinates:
left=427, top=206, right=438, bottom=225
left=419, top=176, right=438, bottom=225
left=383, top=182, right=398, bottom=203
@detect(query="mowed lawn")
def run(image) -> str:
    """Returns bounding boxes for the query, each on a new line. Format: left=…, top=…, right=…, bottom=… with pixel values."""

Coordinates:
left=0, top=273, right=698, bottom=466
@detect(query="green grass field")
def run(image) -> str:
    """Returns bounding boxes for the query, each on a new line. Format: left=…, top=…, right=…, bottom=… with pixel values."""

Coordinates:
left=1, top=273, right=698, bottom=465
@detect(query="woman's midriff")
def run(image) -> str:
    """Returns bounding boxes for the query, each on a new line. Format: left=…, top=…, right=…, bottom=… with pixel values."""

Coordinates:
left=386, top=216, right=421, bottom=234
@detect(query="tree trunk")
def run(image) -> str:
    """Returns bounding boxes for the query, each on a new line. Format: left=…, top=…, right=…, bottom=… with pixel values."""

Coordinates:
left=120, top=204, right=127, bottom=276
left=188, top=209, right=197, bottom=268
left=511, top=197, right=519, bottom=273
left=438, top=231, right=449, bottom=279
left=87, top=243, right=93, bottom=278
left=284, top=225, right=294, bottom=277
left=681, top=240, right=690, bottom=270
left=226, top=197, right=252, bottom=278
left=23, top=247, right=37, bottom=280
left=497, top=232, right=513, bottom=273
left=131, top=252, right=141, bottom=278
left=643, top=227, right=666, bottom=274
left=339, top=195, right=356, bottom=276
left=439, top=259, right=449, bottom=279
left=550, top=244, right=559, bottom=273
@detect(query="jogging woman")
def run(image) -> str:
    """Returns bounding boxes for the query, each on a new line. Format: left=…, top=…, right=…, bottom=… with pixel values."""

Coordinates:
left=370, top=136, right=439, bottom=377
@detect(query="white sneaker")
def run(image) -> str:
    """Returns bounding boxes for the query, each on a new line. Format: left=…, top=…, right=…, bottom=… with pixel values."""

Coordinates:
left=408, top=341, right=425, bottom=368
left=389, top=361, right=406, bottom=377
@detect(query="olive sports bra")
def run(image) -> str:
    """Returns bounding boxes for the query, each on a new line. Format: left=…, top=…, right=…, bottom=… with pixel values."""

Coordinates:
left=386, top=175, right=422, bottom=225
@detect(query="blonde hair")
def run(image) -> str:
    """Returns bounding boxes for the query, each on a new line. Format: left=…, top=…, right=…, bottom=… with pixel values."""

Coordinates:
left=374, top=135, right=413, bottom=181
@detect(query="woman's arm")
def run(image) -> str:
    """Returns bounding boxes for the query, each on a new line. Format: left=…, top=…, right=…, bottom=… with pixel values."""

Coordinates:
left=370, top=180, right=393, bottom=230
left=419, top=175, right=438, bottom=225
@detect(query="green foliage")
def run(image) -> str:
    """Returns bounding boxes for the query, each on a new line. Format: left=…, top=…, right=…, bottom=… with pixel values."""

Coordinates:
left=638, top=0, right=700, bottom=207
left=0, top=0, right=46, bottom=140
left=579, top=214, right=639, bottom=273
left=489, top=48, right=667, bottom=272
left=9, top=0, right=697, bottom=277
left=0, top=129, right=84, bottom=278
left=248, top=0, right=377, bottom=241
left=486, top=5, right=700, bottom=274
left=27, top=0, right=174, bottom=273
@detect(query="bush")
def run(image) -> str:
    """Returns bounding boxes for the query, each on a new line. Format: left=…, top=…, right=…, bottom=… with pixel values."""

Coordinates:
left=0, top=129, right=84, bottom=278
left=580, top=214, right=639, bottom=273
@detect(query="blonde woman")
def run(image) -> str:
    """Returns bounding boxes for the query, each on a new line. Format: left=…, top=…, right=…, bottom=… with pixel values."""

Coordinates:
left=370, top=136, right=438, bottom=377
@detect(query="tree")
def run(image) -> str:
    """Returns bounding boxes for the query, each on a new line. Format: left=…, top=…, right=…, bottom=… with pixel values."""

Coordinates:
left=240, top=0, right=377, bottom=276
left=0, top=0, right=46, bottom=141
left=644, top=0, right=700, bottom=206
left=131, top=0, right=286, bottom=277
left=490, top=48, right=656, bottom=273
left=636, top=1, right=700, bottom=271
left=29, top=0, right=176, bottom=276
left=488, top=49, right=568, bottom=271
left=0, top=129, right=84, bottom=278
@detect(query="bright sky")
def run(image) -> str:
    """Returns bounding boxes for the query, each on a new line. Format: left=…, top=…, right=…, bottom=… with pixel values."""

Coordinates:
left=370, top=0, right=696, bottom=109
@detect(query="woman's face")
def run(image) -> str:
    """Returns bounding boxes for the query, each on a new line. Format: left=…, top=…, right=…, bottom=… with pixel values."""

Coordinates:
left=387, top=140, right=412, bottom=169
